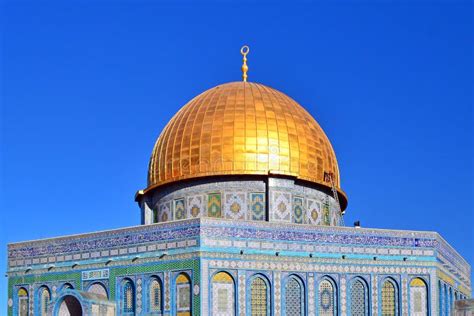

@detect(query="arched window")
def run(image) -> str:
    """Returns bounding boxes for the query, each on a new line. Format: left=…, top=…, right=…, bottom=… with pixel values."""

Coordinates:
left=284, top=276, right=304, bottom=316
left=250, top=276, right=269, bottom=316
left=211, top=272, right=235, bottom=316
left=88, top=282, right=108, bottom=299
left=381, top=279, right=397, bottom=316
left=350, top=278, right=367, bottom=316
left=318, top=278, right=336, bottom=316
left=18, top=288, right=28, bottom=316
left=176, top=273, right=191, bottom=316
left=38, top=286, right=50, bottom=316
left=122, top=279, right=135, bottom=314
left=409, top=278, right=428, bottom=316
left=149, top=277, right=162, bottom=313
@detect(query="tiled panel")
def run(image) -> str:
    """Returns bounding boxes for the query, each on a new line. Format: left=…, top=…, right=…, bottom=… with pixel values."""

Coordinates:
left=174, top=198, right=186, bottom=220
left=307, top=199, right=322, bottom=225
left=159, top=201, right=172, bottom=222
left=293, top=196, right=304, bottom=224
left=271, top=191, right=291, bottom=222
left=224, top=193, right=247, bottom=220
left=208, top=193, right=222, bottom=218
left=250, top=193, right=266, bottom=221
left=187, top=195, right=204, bottom=218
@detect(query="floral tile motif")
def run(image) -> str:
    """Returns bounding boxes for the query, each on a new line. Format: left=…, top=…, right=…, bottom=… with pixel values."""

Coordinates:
left=224, top=193, right=247, bottom=220
left=293, top=196, right=304, bottom=224
left=159, top=202, right=172, bottom=222
left=271, top=191, right=291, bottom=222
left=174, top=198, right=186, bottom=220
left=319, top=279, right=335, bottom=315
left=250, top=193, right=266, bottom=221
left=187, top=195, right=203, bottom=218
left=307, top=199, right=321, bottom=225
left=208, top=193, right=222, bottom=218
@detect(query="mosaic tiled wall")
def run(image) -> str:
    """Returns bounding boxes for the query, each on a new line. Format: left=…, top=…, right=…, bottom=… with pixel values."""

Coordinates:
left=6, top=268, right=469, bottom=316
left=7, top=218, right=471, bottom=315
left=187, top=195, right=204, bottom=218
left=143, top=177, right=342, bottom=226
left=10, top=257, right=469, bottom=316
left=200, top=255, right=469, bottom=316
left=8, top=258, right=200, bottom=316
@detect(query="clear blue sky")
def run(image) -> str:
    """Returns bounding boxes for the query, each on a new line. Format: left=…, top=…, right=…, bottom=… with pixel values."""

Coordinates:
left=1, top=0, right=472, bottom=306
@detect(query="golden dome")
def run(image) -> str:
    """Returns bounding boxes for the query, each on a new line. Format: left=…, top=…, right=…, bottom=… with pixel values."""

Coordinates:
left=146, top=82, right=347, bottom=209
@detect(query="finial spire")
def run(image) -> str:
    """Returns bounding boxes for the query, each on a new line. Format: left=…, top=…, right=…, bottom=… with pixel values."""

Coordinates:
left=240, top=45, right=250, bottom=82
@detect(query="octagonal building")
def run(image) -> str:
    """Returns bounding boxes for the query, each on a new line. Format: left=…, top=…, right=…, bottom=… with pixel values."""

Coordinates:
left=7, top=57, right=471, bottom=316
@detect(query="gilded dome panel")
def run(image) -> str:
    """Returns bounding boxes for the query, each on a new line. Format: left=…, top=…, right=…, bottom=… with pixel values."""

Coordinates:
left=147, top=82, right=346, bottom=207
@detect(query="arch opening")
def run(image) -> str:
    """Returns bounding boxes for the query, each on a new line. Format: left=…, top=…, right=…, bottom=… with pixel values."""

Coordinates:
left=409, top=278, right=428, bottom=316
left=381, top=279, right=398, bottom=316
left=18, top=287, right=29, bottom=316
left=211, top=271, right=235, bottom=316
left=176, top=273, right=191, bottom=316
left=87, top=282, right=108, bottom=299
left=350, top=278, right=368, bottom=316
left=285, top=276, right=304, bottom=316
left=58, top=295, right=83, bottom=316
left=318, top=278, right=336, bottom=316
left=250, top=275, right=270, bottom=316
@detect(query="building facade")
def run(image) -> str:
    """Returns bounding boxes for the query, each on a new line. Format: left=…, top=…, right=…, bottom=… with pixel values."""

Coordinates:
left=6, top=67, right=471, bottom=315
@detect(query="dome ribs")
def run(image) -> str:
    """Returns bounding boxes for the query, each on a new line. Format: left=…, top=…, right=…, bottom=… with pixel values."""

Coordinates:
left=146, top=82, right=345, bottom=207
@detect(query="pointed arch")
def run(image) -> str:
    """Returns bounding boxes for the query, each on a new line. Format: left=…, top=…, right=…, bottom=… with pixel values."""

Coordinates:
left=38, top=286, right=51, bottom=316
left=122, top=278, right=135, bottom=314
left=18, top=287, right=29, bottom=316
left=350, top=277, right=368, bottom=316
left=148, top=276, right=163, bottom=313
left=211, top=271, right=235, bottom=316
left=88, top=282, right=108, bottom=299
left=175, top=272, right=192, bottom=316
left=409, top=277, right=428, bottom=316
left=57, top=294, right=83, bottom=316
left=318, top=276, right=337, bottom=316
left=248, top=274, right=271, bottom=316
left=284, top=274, right=305, bottom=316
left=381, top=278, right=399, bottom=316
